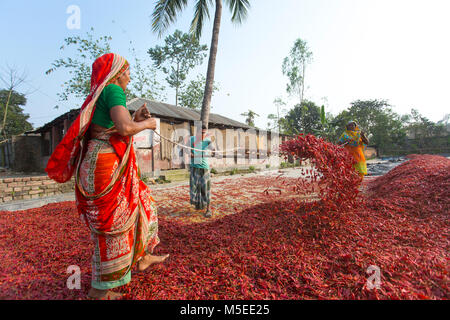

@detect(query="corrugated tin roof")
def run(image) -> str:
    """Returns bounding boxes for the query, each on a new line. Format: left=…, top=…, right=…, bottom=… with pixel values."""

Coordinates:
left=30, top=109, right=80, bottom=134
left=30, top=98, right=259, bottom=134
left=127, top=98, right=253, bottom=129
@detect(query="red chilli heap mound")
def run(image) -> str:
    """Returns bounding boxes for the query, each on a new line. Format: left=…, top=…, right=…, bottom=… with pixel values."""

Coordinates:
left=280, top=134, right=362, bottom=211
left=1, top=139, right=448, bottom=299
left=368, top=154, right=450, bottom=216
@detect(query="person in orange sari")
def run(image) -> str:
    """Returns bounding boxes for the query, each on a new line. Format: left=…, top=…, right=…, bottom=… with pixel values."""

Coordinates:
left=46, top=53, right=168, bottom=300
left=338, top=121, right=369, bottom=178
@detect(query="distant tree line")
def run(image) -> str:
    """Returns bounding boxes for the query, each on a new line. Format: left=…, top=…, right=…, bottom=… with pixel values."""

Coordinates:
left=268, top=98, right=449, bottom=156
left=264, top=37, right=449, bottom=156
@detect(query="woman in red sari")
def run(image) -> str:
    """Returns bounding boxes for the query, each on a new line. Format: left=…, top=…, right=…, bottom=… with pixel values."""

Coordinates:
left=46, top=53, right=168, bottom=300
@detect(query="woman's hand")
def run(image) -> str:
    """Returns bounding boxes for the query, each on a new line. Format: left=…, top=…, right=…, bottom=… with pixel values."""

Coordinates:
left=111, top=105, right=155, bottom=137
left=134, top=103, right=151, bottom=122
left=361, top=131, right=369, bottom=144
left=134, top=103, right=157, bottom=130
left=143, top=117, right=157, bottom=131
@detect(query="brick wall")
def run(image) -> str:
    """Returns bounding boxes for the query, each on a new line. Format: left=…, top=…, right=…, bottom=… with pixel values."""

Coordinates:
left=0, top=176, right=75, bottom=203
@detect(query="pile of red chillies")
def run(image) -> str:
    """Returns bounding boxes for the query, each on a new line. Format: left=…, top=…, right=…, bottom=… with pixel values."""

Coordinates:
left=0, top=135, right=447, bottom=300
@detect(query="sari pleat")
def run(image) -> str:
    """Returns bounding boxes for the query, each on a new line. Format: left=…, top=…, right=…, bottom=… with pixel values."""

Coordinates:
left=45, top=53, right=161, bottom=291
left=338, top=127, right=368, bottom=177
left=76, top=134, right=159, bottom=289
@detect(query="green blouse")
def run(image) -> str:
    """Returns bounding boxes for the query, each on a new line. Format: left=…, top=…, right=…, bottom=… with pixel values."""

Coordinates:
left=92, top=84, right=127, bottom=128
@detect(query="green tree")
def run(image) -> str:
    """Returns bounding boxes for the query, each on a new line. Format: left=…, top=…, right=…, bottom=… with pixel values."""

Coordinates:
left=0, top=90, right=32, bottom=139
left=240, top=109, right=259, bottom=127
left=312, top=105, right=334, bottom=140
left=282, top=38, right=313, bottom=105
left=267, top=97, right=286, bottom=132
left=47, top=28, right=165, bottom=103
left=127, top=46, right=166, bottom=102
left=148, top=30, right=208, bottom=106
left=331, top=99, right=406, bottom=152
left=0, top=65, right=30, bottom=139
left=403, top=108, right=446, bottom=139
left=179, top=74, right=219, bottom=109
left=46, top=28, right=112, bottom=101
left=281, top=100, right=321, bottom=135
left=152, top=0, right=251, bottom=129
left=399, top=109, right=447, bottom=153
left=267, top=113, right=278, bottom=132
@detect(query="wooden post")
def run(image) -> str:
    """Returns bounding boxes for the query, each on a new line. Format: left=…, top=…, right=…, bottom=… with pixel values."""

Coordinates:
left=51, top=126, right=58, bottom=153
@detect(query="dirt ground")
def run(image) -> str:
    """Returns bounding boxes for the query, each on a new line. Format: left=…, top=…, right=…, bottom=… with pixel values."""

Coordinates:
left=0, top=163, right=380, bottom=212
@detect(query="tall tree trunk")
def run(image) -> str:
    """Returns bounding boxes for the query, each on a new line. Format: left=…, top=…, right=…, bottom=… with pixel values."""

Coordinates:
left=277, top=104, right=280, bottom=133
left=201, top=0, right=222, bottom=129
left=301, top=63, right=305, bottom=105
left=1, top=89, right=13, bottom=138
left=175, top=62, right=180, bottom=106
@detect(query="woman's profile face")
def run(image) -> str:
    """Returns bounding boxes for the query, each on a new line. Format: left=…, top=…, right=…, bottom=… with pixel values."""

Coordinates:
left=116, top=68, right=131, bottom=90
left=347, top=122, right=356, bottom=131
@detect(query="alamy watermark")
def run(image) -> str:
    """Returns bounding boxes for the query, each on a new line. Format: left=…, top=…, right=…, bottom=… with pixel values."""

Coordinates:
left=66, top=265, right=81, bottom=290
left=66, top=5, right=81, bottom=30
left=137, top=120, right=282, bottom=168
left=366, top=265, right=381, bottom=290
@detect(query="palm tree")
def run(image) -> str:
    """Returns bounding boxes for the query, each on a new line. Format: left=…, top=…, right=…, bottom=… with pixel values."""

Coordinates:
left=152, top=0, right=251, bottom=129
left=240, top=109, right=259, bottom=127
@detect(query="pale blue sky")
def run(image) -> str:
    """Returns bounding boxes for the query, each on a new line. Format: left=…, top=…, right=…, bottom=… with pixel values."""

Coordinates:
left=1, top=0, right=449, bottom=129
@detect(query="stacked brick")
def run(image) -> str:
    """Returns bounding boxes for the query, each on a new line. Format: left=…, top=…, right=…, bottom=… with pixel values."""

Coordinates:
left=0, top=176, right=75, bottom=203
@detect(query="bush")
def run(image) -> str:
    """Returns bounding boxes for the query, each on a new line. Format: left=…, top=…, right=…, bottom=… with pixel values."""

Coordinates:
left=155, top=177, right=171, bottom=184
left=266, top=164, right=271, bottom=169
left=249, top=166, right=256, bottom=173
left=230, top=168, right=238, bottom=175
left=210, top=168, right=218, bottom=174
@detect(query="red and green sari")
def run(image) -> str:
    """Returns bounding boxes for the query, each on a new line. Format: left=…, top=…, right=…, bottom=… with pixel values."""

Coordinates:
left=46, top=53, right=159, bottom=290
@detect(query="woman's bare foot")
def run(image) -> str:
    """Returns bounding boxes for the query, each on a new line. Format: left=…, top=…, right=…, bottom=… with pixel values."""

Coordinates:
left=87, top=287, right=124, bottom=300
left=137, top=254, right=170, bottom=272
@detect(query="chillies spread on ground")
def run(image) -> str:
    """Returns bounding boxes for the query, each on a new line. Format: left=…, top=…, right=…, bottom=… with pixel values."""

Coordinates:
left=0, top=135, right=448, bottom=300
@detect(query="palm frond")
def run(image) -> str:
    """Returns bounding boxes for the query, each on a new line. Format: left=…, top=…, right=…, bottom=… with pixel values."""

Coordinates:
left=152, top=0, right=188, bottom=38
left=190, top=0, right=212, bottom=40
left=225, top=0, right=250, bottom=25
